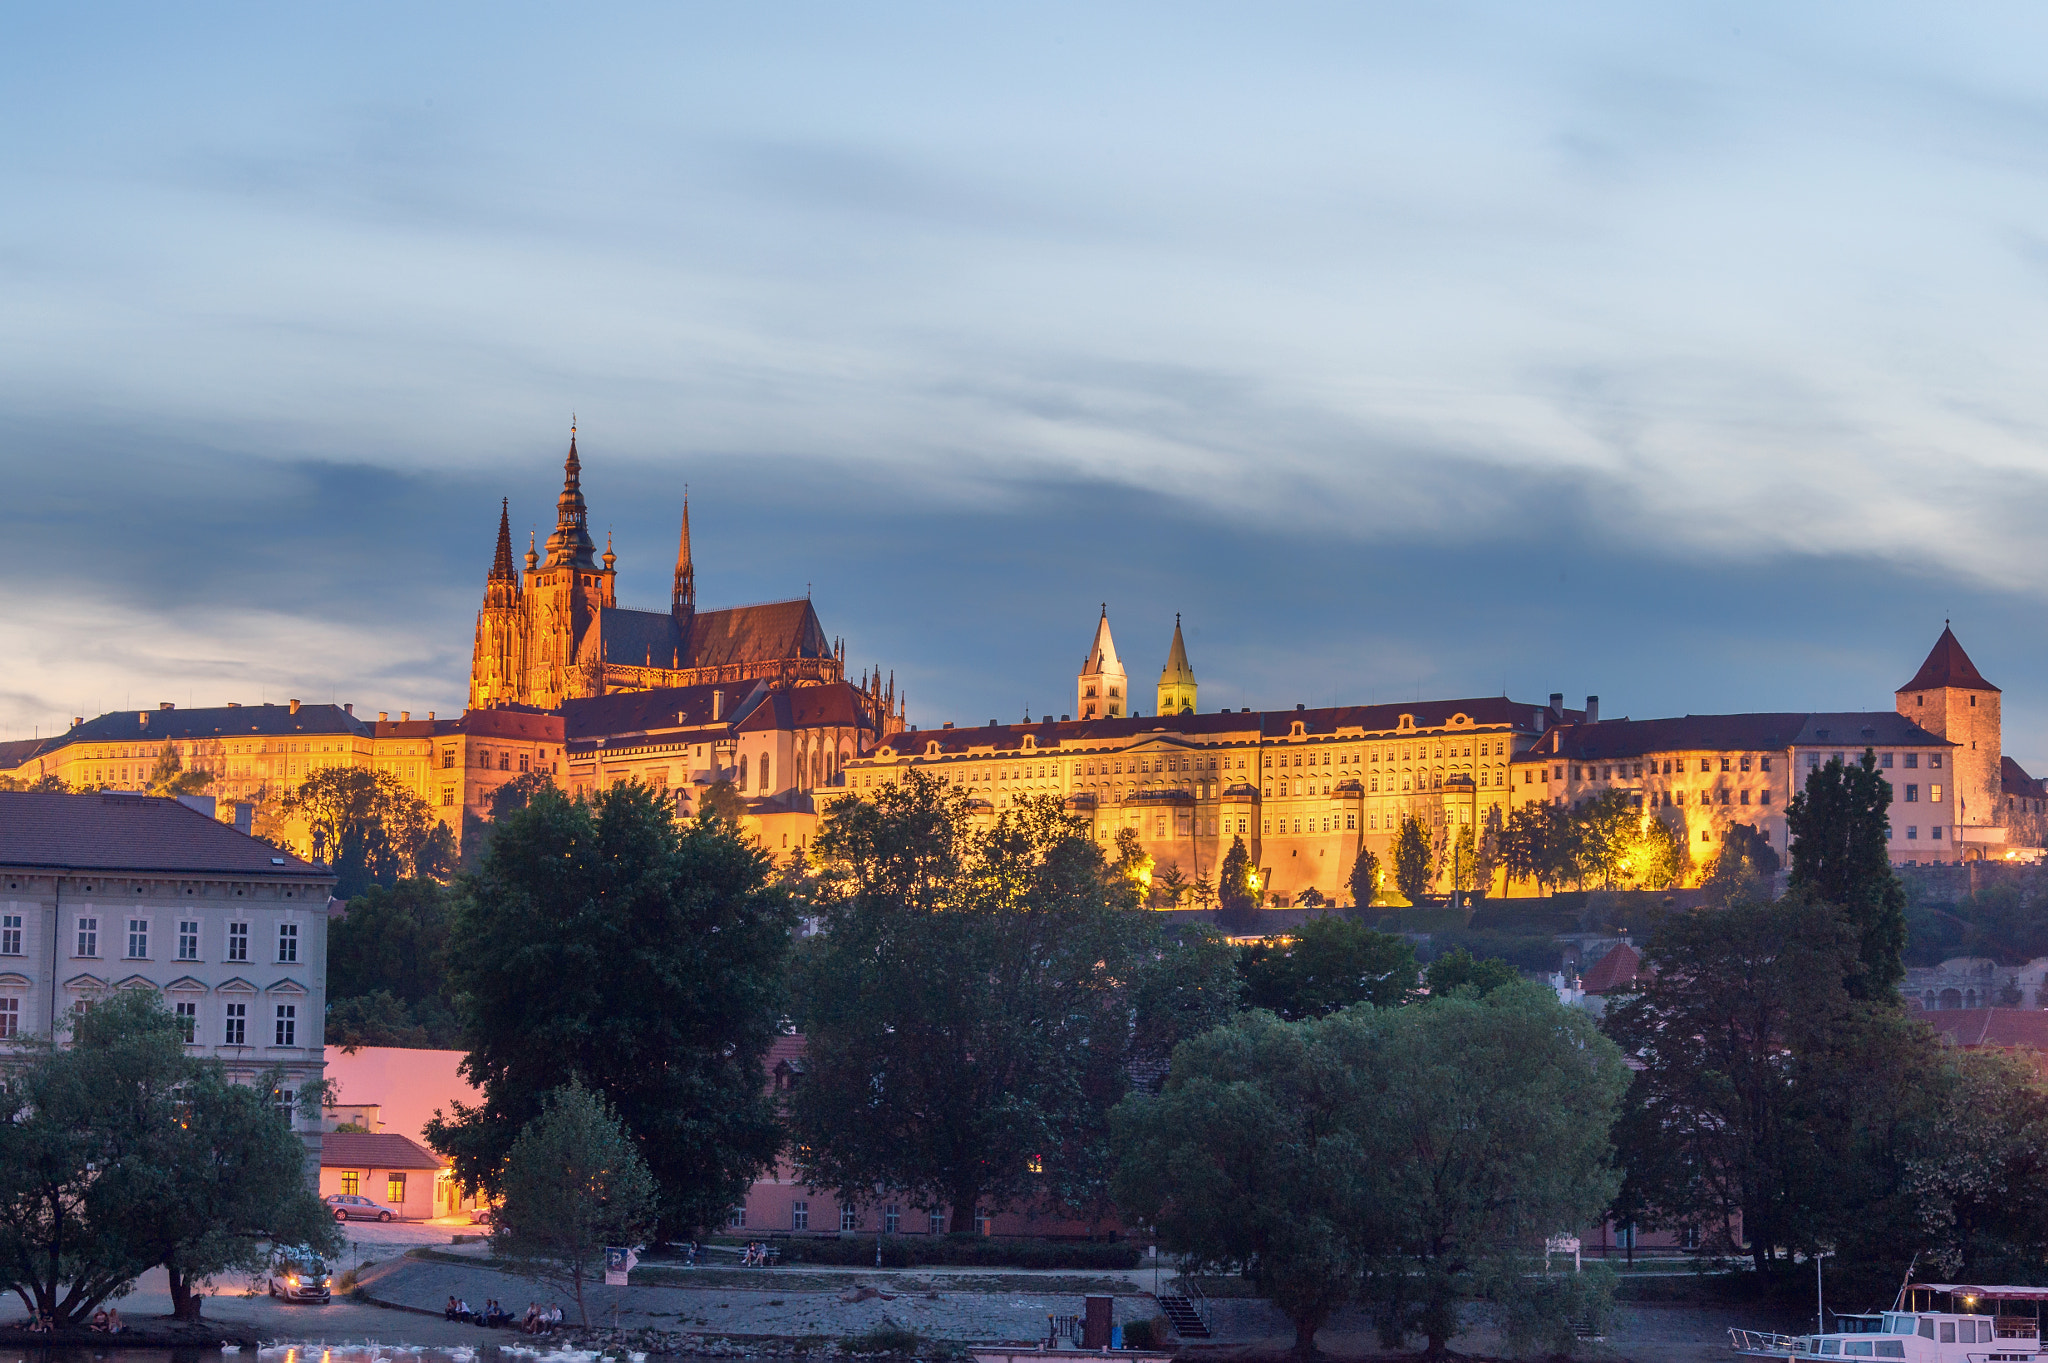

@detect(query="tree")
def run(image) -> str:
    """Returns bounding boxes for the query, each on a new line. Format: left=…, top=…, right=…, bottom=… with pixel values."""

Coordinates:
left=326, top=879, right=458, bottom=1046
left=1423, top=947, right=1518, bottom=998
left=1114, top=826, right=1154, bottom=897
left=698, top=778, right=748, bottom=823
left=1239, top=917, right=1417, bottom=1019
left=1702, top=822, right=1781, bottom=901
left=283, top=768, right=455, bottom=895
left=327, top=991, right=460, bottom=1049
left=790, top=777, right=1147, bottom=1232
left=1393, top=815, right=1433, bottom=903
left=1448, top=825, right=1476, bottom=898
left=0, top=773, right=68, bottom=792
left=1192, top=873, right=1217, bottom=911
left=1112, top=1010, right=1374, bottom=1356
left=1603, top=894, right=1865, bottom=1277
left=492, top=1082, right=657, bottom=1328
left=0, top=991, right=335, bottom=1323
left=145, top=743, right=213, bottom=799
left=427, top=784, right=793, bottom=1235
left=1218, top=835, right=1258, bottom=931
left=1904, top=1045, right=2048, bottom=1279
left=1354, top=984, right=1629, bottom=1357
left=1348, top=848, right=1380, bottom=909
left=1501, top=802, right=1575, bottom=894
left=126, top=1065, right=339, bottom=1319
left=1153, top=859, right=1189, bottom=909
left=1788, top=750, right=1908, bottom=999
left=1470, top=807, right=1503, bottom=900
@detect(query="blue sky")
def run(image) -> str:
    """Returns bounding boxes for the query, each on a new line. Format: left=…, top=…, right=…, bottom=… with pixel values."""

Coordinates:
left=7, top=5, right=2048, bottom=762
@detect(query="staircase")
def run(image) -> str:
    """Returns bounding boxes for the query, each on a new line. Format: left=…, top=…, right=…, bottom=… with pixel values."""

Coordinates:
left=1157, top=1295, right=1211, bottom=1339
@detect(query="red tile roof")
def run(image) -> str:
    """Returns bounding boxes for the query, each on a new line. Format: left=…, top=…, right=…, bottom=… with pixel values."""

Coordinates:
left=1898, top=626, right=1999, bottom=695
left=0, top=792, right=332, bottom=880
left=320, top=1131, right=446, bottom=1170
left=1581, top=942, right=1643, bottom=995
left=1920, top=1008, right=2048, bottom=1051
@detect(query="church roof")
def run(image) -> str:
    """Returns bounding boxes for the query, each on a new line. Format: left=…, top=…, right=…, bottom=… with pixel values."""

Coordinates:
left=562, top=680, right=770, bottom=741
left=1159, top=615, right=1195, bottom=684
left=1082, top=607, right=1124, bottom=676
left=2002, top=756, right=2045, bottom=799
left=735, top=682, right=880, bottom=735
left=1581, top=942, right=1643, bottom=995
left=1899, top=626, right=1999, bottom=694
left=596, top=608, right=686, bottom=670
left=683, top=599, right=833, bottom=668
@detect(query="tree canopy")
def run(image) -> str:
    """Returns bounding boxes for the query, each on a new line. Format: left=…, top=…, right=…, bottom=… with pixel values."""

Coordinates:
left=790, top=775, right=1234, bottom=1234
left=1392, top=816, right=1434, bottom=903
left=1238, top=917, right=1416, bottom=1019
left=492, top=1082, right=658, bottom=1328
left=1422, top=947, right=1519, bottom=998
left=1787, top=750, right=1908, bottom=998
left=283, top=767, right=455, bottom=895
left=325, top=878, right=459, bottom=1047
left=427, top=782, right=793, bottom=1235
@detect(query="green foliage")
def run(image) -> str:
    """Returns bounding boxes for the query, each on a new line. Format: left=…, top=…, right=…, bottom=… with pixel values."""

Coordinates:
left=1788, top=749, right=1908, bottom=998
left=427, top=783, right=793, bottom=1237
left=1423, top=947, right=1519, bottom=998
left=1703, top=822, right=1782, bottom=903
left=1348, top=847, right=1380, bottom=908
left=775, top=1235, right=1141, bottom=1269
left=1238, top=917, right=1416, bottom=1019
left=1501, top=802, right=1575, bottom=893
left=1113, top=987, right=1629, bottom=1357
left=1488, top=1262, right=1618, bottom=1359
left=0, top=772, right=69, bottom=792
left=1114, top=826, right=1154, bottom=895
left=0, top=990, right=335, bottom=1323
left=1393, top=815, right=1434, bottom=902
left=793, top=775, right=1220, bottom=1236
left=492, top=1081, right=658, bottom=1327
left=283, top=767, right=455, bottom=895
left=1217, top=835, right=1258, bottom=931
left=699, top=778, right=749, bottom=823
left=326, top=879, right=461, bottom=1048
left=1470, top=806, right=1504, bottom=901
left=1502, top=797, right=1688, bottom=893
left=326, top=990, right=461, bottom=1049
left=488, top=769, right=555, bottom=821
left=145, top=742, right=214, bottom=798
left=1448, top=824, right=1476, bottom=896
left=1120, top=1318, right=1160, bottom=1350
left=1153, top=859, right=1189, bottom=908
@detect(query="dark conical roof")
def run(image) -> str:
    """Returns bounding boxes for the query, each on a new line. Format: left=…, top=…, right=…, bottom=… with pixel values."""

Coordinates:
left=489, top=499, right=516, bottom=582
left=544, top=428, right=598, bottom=568
left=1898, top=625, right=1999, bottom=694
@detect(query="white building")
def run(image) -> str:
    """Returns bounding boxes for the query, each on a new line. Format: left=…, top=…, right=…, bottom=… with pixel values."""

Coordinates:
left=0, top=791, right=334, bottom=1183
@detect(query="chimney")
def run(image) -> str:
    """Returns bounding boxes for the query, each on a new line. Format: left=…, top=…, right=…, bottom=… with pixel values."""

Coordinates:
left=1295, top=703, right=1306, bottom=711
left=159, top=702, right=174, bottom=711
left=343, top=704, right=352, bottom=716
left=400, top=711, right=410, bottom=723
left=1549, top=693, right=1564, bottom=721
left=1585, top=695, right=1600, bottom=725
left=71, top=717, right=82, bottom=728
left=378, top=711, right=389, bottom=723
left=138, top=712, right=148, bottom=729
left=226, top=702, right=239, bottom=708
left=711, top=690, right=723, bottom=722
left=427, top=711, right=435, bottom=720
left=289, top=699, right=300, bottom=715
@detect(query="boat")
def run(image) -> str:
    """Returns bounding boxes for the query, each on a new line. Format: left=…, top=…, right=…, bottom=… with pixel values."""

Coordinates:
left=1733, top=1283, right=2048, bottom=1361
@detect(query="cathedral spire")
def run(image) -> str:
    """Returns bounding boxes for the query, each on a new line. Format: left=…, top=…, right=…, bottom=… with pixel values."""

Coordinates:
left=1077, top=605, right=1128, bottom=720
left=1157, top=613, right=1197, bottom=715
left=672, top=495, right=696, bottom=614
left=489, top=499, right=516, bottom=582
left=544, top=423, right=598, bottom=568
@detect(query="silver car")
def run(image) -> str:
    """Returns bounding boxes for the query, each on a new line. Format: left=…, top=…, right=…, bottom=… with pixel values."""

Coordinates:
left=324, top=1192, right=397, bottom=1222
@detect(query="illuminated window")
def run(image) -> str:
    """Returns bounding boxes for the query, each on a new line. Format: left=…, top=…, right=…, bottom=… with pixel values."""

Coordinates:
left=1930, top=754, right=1943, bottom=769
left=341, top=1171, right=359, bottom=1197
left=388, top=1173, right=406, bottom=1206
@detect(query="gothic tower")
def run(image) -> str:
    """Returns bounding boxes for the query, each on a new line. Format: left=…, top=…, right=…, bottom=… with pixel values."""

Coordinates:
left=1156, top=614, right=1197, bottom=716
left=520, top=426, right=616, bottom=709
left=1896, top=623, right=2002, bottom=841
left=468, top=499, right=527, bottom=710
left=1078, top=606, right=1128, bottom=720
left=672, top=496, right=695, bottom=622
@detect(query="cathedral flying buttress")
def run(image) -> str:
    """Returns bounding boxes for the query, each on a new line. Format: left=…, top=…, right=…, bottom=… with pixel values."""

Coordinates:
left=467, top=428, right=904, bottom=737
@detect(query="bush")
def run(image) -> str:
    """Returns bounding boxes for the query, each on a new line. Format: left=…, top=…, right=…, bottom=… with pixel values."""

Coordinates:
left=1492, top=1265, right=1618, bottom=1358
left=1121, top=1318, right=1159, bottom=1350
left=775, top=1234, right=1140, bottom=1270
left=842, top=1324, right=926, bottom=1356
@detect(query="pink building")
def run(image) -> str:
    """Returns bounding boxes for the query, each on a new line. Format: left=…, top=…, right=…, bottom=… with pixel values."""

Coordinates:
left=319, top=1046, right=486, bottom=1219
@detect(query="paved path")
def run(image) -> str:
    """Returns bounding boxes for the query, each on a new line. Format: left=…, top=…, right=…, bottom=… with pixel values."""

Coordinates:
left=362, top=1254, right=1162, bottom=1343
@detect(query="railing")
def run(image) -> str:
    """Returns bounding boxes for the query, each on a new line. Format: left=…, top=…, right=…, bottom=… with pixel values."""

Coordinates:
left=1730, top=1329, right=1800, bottom=1354
left=1185, top=1277, right=1210, bottom=1330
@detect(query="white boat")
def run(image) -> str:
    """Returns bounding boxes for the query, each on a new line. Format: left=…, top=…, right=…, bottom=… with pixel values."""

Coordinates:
left=1734, top=1282, right=2047, bottom=1362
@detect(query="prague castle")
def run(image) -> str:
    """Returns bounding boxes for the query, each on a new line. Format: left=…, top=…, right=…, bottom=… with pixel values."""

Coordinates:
left=470, top=427, right=892, bottom=719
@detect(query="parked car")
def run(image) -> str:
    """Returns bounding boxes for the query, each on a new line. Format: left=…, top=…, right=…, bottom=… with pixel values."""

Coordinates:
left=267, top=1247, right=332, bottom=1303
left=469, top=1207, right=494, bottom=1227
left=325, top=1192, right=397, bottom=1222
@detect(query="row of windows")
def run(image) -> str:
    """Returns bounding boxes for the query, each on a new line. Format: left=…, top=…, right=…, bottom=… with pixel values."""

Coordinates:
left=749, top=1203, right=962, bottom=1235
left=14, top=998, right=302, bottom=1047
left=55, top=917, right=297, bottom=963
left=337, top=1170, right=410, bottom=1204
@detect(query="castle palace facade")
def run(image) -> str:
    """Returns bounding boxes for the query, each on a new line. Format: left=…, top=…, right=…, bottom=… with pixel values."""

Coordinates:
left=468, top=429, right=902, bottom=735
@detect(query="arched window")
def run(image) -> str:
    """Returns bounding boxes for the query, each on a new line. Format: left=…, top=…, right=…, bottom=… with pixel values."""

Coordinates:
left=739, top=754, right=749, bottom=788
left=761, top=755, right=772, bottom=791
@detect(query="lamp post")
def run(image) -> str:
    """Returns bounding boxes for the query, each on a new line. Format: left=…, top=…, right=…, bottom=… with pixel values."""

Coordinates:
left=1815, top=1248, right=1835, bottom=1334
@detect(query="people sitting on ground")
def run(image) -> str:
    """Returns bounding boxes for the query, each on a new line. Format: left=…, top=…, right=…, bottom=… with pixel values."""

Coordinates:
left=89, top=1310, right=109, bottom=1333
left=548, top=1303, right=563, bottom=1332
left=27, top=1313, right=51, bottom=1334
left=105, top=1309, right=123, bottom=1335
left=445, top=1295, right=462, bottom=1322
left=521, top=1302, right=540, bottom=1334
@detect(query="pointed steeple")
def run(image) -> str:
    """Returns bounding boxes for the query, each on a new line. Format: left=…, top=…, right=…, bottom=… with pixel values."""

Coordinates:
left=489, top=499, right=516, bottom=582
left=524, top=527, right=538, bottom=573
left=1077, top=604, right=1129, bottom=720
left=544, top=423, right=598, bottom=568
left=1157, top=613, right=1197, bottom=715
left=1898, top=623, right=2000, bottom=694
left=672, top=496, right=696, bottom=614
